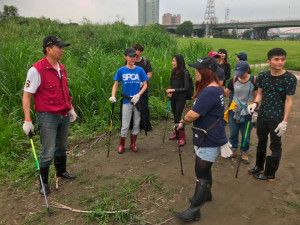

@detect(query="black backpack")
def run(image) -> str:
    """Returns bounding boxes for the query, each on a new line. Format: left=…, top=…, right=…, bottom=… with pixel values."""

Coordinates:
left=185, top=70, right=194, bottom=100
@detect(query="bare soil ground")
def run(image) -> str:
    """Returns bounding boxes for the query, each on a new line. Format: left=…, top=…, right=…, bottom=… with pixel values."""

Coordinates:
left=1, top=72, right=300, bottom=225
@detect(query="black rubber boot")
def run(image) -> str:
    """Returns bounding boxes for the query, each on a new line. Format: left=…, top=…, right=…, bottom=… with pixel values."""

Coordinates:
left=253, top=156, right=280, bottom=182
left=39, top=166, right=50, bottom=195
left=248, top=151, right=266, bottom=175
left=54, top=156, right=76, bottom=179
left=189, top=179, right=212, bottom=203
left=175, top=179, right=210, bottom=221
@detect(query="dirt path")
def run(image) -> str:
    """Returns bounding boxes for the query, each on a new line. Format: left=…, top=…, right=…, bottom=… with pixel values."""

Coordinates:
left=1, top=74, right=300, bottom=225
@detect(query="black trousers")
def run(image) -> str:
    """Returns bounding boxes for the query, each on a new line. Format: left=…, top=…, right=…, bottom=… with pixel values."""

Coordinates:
left=256, top=116, right=282, bottom=160
left=171, top=99, right=186, bottom=124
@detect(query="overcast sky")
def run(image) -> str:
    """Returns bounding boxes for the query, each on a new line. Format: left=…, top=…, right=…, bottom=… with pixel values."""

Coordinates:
left=0, top=0, right=299, bottom=25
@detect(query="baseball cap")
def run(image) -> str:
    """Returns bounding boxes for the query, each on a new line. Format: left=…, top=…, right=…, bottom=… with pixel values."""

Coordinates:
left=124, top=47, right=137, bottom=56
left=207, top=51, right=220, bottom=58
left=43, top=36, right=70, bottom=48
left=188, top=56, right=218, bottom=72
left=234, top=61, right=249, bottom=77
left=236, top=52, right=248, bottom=61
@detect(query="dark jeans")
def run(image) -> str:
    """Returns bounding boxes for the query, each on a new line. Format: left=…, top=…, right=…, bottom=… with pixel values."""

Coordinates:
left=256, top=116, right=282, bottom=160
left=228, top=111, right=253, bottom=153
left=37, top=112, right=70, bottom=168
left=171, top=99, right=186, bottom=124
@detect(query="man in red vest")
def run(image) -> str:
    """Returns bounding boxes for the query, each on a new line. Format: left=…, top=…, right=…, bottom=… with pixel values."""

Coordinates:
left=22, top=36, right=77, bottom=195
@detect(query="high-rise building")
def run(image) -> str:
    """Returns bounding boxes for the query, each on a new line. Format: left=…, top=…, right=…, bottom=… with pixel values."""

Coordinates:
left=138, top=0, right=159, bottom=26
left=162, top=13, right=181, bottom=25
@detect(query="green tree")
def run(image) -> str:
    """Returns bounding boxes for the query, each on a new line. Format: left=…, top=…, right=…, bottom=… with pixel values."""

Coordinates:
left=0, top=5, right=19, bottom=18
left=242, top=29, right=253, bottom=39
left=176, top=21, right=194, bottom=36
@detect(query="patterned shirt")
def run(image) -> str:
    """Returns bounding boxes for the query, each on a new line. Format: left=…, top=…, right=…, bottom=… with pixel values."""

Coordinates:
left=257, top=70, right=297, bottom=121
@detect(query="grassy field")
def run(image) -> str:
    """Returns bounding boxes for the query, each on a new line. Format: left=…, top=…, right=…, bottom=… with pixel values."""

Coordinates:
left=177, top=38, right=300, bottom=69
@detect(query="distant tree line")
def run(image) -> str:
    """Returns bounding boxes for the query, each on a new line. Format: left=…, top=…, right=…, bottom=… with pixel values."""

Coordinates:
left=0, top=5, right=19, bottom=18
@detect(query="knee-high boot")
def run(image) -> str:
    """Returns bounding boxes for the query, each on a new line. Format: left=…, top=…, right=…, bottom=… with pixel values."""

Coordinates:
left=130, top=135, right=138, bottom=152
left=248, top=151, right=266, bottom=174
left=39, top=166, right=50, bottom=195
left=175, top=179, right=210, bottom=221
left=189, top=179, right=212, bottom=203
left=54, top=156, right=76, bottom=179
left=178, top=129, right=186, bottom=146
left=118, top=137, right=125, bottom=154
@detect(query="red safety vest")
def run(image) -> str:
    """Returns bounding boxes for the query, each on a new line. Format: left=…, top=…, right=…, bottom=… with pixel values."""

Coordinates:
left=33, top=57, right=72, bottom=115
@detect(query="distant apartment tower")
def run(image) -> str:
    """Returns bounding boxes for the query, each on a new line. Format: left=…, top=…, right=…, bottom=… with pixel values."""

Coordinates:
left=138, top=0, right=159, bottom=26
left=162, top=13, right=181, bottom=25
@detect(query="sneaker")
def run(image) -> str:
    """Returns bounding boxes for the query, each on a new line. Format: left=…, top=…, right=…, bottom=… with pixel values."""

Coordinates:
left=241, top=152, right=250, bottom=164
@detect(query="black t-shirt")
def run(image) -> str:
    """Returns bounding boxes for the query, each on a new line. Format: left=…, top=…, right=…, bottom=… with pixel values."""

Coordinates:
left=135, top=57, right=152, bottom=74
left=257, top=70, right=297, bottom=121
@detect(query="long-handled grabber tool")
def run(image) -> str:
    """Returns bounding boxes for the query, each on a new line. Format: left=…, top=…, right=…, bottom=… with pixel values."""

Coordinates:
left=175, top=125, right=184, bottom=175
left=235, top=119, right=251, bottom=178
left=162, top=100, right=171, bottom=143
left=107, top=103, right=115, bottom=157
left=28, top=132, right=51, bottom=216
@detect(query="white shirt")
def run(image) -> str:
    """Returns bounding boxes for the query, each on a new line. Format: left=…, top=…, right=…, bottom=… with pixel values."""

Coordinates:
left=23, top=65, right=61, bottom=93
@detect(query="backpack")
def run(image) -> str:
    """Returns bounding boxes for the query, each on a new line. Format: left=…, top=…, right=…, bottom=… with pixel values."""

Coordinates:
left=185, top=70, right=194, bottom=100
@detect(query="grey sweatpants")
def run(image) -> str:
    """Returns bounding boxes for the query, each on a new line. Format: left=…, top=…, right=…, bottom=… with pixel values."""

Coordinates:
left=121, top=103, right=140, bottom=137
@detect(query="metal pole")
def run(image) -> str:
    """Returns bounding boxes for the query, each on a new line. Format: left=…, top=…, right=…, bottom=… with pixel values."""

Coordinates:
left=235, top=120, right=251, bottom=178
left=28, top=132, right=51, bottom=216
left=175, top=127, right=184, bottom=175
left=107, top=103, right=115, bottom=157
left=162, top=100, right=171, bottom=143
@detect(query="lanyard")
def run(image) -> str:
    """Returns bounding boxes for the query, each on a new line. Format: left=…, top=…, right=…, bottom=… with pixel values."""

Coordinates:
left=236, top=75, right=253, bottom=108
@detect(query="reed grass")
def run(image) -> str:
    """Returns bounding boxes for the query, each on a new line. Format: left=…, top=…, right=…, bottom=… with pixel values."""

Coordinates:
left=0, top=17, right=211, bottom=184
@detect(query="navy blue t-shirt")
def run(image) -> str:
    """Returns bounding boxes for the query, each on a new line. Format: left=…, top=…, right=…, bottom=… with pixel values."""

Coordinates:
left=192, top=86, right=227, bottom=147
left=114, top=66, right=148, bottom=104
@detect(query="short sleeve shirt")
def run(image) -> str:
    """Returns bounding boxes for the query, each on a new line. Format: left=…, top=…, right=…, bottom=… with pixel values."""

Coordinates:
left=135, top=57, right=152, bottom=74
left=114, top=66, right=148, bottom=104
left=227, top=75, right=258, bottom=107
left=257, top=70, right=297, bottom=121
left=24, top=65, right=62, bottom=93
left=192, top=86, right=227, bottom=147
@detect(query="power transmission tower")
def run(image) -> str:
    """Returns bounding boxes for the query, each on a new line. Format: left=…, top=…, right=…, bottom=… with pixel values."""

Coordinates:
left=225, top=8, right=230, bottom=22
left=204, top=0, right=216, bottom=37
left=204, top=0, right=216, bottom=24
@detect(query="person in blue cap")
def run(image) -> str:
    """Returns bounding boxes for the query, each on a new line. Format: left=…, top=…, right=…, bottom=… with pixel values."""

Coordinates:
left=224, top=61, right=258, bottom=163
left=236, top=52, right=248, bottom=62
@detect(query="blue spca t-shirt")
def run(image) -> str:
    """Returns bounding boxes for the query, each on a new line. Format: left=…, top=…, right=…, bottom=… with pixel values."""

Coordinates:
left=114, top=66, right=148, bottom=104
left=192, top=86, right=227, bottom=147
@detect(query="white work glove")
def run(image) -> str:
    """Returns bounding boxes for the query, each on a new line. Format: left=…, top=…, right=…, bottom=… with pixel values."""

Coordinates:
left=251, top=111, right=258, bottom=123
left=274, top=121, right=287, bottom=137
left=69, top=108, right=77, bottom=122
left=23, top=121, right=34, bottom=135
left=220, top=142, right=232, bottom=158
left=131, top=94, right=140, bottom=105
left=247, top=102, right=257, bottom=115
left=109, top=96, right=116, bottom=103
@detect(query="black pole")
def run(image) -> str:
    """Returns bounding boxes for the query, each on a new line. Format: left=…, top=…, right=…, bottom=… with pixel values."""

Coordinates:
left=107, top=103, right=115, bottom=157
left=175, top=126, right=184, bottom=175
left=162, top=100, right=171, bottom=143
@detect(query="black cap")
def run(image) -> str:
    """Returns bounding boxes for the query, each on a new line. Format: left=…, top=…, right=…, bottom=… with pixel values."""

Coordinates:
left=188, top=56, right=218, bottom=72
left=124, top=47, right=137, bottom=56
left=43, top=36, right=70, bottom=48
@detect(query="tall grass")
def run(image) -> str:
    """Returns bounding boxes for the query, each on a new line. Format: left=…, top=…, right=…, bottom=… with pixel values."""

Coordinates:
left=0, top=17, right=211, bottom=184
